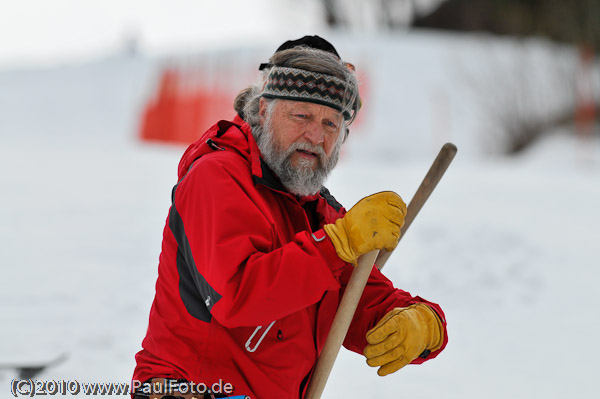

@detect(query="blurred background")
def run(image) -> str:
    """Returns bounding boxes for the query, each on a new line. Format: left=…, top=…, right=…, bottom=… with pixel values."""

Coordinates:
left=1, top=1, right=599, bottom=398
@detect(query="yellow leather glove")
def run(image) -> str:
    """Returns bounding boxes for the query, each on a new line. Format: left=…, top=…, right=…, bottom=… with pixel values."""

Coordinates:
left=364, top=303, right=444, bottom=376
left=323, top=191, right=406, bottom=265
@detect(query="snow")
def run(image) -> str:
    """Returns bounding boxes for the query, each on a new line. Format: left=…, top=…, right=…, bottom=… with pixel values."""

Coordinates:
left=1, top=31, right=599, bottom=398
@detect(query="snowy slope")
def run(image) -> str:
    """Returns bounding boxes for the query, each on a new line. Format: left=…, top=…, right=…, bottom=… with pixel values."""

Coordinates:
left=1, top=32, right=599, bottom=398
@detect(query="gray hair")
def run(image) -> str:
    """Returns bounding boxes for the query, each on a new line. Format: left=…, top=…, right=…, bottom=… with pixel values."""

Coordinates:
left=234, top=46, right=361, bottom=140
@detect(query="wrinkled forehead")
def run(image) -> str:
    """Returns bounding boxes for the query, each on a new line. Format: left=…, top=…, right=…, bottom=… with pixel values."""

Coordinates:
left=275, top=99, right=344, bottom=122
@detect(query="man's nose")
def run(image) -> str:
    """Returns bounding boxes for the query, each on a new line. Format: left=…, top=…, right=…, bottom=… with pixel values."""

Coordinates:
left=303, top=121, right=324, bottom=146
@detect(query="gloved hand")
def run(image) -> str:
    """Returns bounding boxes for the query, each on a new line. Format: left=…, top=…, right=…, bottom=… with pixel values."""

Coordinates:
left=364, top=303, right=444, bottom=376
left=323, top=191, right=406, bottom=265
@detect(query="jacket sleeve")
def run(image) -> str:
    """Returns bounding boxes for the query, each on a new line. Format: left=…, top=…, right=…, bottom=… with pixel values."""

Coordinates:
left=172, top=153, right=348, bottom=328
left=341, top=265, right=448, bottom=364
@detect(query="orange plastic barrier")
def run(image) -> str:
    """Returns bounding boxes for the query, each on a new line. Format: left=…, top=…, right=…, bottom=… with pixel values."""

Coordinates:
left=574, top=46, right=596, bottom=138
left=140, top=68, right=235, bottom=145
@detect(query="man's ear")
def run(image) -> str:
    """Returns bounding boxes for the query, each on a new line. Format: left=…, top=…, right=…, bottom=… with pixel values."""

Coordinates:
left=258, top=97, right=267, bottom=126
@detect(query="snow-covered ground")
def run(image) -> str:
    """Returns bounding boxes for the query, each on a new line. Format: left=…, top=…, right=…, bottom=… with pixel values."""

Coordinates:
left=1, top=32, right=599, bottom=398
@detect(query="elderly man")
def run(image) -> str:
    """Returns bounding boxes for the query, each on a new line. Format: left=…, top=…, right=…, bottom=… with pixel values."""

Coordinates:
left=133, top=36, right=447, bottom=399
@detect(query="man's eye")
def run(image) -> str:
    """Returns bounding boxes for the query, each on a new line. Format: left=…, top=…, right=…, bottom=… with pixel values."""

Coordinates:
left=325, top=121, right=337, bottom=129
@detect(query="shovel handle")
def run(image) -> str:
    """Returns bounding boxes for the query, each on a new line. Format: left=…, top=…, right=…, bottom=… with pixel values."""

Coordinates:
left=376, top=143, right=457, bottom=269
left=305, top=143, right=457, bottom=399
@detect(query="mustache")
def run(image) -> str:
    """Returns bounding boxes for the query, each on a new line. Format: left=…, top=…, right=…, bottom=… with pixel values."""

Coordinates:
left=286, top=142, right=327, bottom=164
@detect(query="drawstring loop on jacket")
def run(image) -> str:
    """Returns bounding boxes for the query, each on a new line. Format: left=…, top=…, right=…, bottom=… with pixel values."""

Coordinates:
left=245, top=321, right=276, bottom=353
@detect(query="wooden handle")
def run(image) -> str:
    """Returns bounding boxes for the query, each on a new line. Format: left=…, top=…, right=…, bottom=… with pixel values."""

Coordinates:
left=304, top=249, right=379, bottom=399
left=376, top=143, right=457, bottom=269
left=305, top=142, right=458, bottom=399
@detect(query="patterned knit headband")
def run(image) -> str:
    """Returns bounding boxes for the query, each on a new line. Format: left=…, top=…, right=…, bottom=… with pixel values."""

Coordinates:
left=261, top=66, right=357, bottom=121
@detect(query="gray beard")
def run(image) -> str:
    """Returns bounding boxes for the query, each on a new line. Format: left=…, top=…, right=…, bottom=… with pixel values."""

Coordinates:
left=252, top=117, right=342, bottom=197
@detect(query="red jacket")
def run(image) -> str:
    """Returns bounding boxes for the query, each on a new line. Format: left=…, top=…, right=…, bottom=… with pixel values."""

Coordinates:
left=133, top=115, right=448, bottom=399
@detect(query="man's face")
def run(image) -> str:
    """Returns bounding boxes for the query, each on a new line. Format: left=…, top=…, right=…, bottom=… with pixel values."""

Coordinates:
left=260, top=99, right=343, bottom=170
left=256, top=98, right=345, bottom=196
